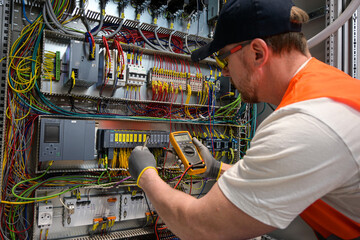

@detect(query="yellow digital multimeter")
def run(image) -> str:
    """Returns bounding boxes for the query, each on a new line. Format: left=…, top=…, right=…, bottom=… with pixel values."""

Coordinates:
left=169, top=131, right=206, bottom=175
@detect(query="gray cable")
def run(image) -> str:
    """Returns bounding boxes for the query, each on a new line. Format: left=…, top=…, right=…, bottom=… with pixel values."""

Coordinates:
left=103, top=19, right=125, bottom=38
left=137, top=25, right=161, bottom=50
left=185, top=34, right=191, bottom=54
left=42, top=4, right=56, bottom=31
left=45, top=0, right=83, bottom=36
left=79, top=0, right=90, bottom=32
left=154, top=27, right=168, bottom=51
left=168, top=31, right=176, bottom=53
left=91, top=2, right=105, bottom=36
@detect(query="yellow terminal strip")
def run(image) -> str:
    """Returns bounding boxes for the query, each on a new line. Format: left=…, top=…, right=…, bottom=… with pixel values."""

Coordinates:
left=101, top=222, right=107, bottom=230
left=143, top=134, right=146, bottom=142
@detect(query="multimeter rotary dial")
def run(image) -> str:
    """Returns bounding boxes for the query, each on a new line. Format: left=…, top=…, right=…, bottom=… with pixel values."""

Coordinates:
left=182, top=145, right=196, bottom=157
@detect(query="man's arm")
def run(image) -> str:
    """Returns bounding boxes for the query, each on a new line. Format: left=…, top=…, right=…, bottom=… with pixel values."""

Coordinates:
left=140, top=168, right=276, bottom=240
left=220, top=162, right=232, bottom=175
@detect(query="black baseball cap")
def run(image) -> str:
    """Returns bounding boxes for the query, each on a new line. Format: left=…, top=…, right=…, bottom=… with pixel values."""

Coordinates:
left=191, top=0, right=302, bottom=62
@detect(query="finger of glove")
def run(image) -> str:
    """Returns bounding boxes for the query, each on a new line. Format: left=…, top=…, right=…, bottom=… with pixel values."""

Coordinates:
left=192, top=137, right=205, bottom=150
left=128, top=147, right=156, bottom=179
left=192, top=137, right=213, bottom=160
left=192, top=137, right=212, bottom=177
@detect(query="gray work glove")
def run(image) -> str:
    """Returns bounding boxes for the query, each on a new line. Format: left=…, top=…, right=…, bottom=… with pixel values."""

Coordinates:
left=192, top=137, right=222, bottom=180
left=128, top=146, right=157, bottom=187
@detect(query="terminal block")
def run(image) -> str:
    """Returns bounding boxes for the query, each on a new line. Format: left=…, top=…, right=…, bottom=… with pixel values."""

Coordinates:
left=188, top=73, right=204, bottom=92
left=126, top=64, right=147, bottom=86
left=148, top=68, right=187, bottom=90
left=97, top=130, right=169, bottom=160
left=97, top=130, right=169, bottom=150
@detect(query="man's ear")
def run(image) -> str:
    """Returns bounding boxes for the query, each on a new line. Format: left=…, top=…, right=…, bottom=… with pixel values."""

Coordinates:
left=249, top=38, right=269, bottom=67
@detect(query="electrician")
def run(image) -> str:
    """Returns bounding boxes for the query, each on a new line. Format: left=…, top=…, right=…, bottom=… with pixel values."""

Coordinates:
left=129, top=0, right=360, bottom=239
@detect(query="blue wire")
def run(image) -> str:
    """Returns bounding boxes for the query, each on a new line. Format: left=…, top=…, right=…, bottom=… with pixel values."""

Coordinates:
left=119, top=31, right=130, bottom=44
left=22, top=0, right=33, bottom=24
left=197, top=180, right=207, bottom=198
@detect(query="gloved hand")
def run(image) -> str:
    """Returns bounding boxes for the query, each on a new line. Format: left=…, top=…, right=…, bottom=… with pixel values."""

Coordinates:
left=192, top=137, right=222, bottom=180
left=128, top=146, right=157, bottom=187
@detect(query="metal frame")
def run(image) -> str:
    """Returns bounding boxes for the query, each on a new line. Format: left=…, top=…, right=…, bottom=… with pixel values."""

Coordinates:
left=326, top=0, right=337, bottom=66
left=0, top=0, right=10, bottom=194
left=325, top=0, right=359, bottom=77
left=351, top=10, right=358, bottom=78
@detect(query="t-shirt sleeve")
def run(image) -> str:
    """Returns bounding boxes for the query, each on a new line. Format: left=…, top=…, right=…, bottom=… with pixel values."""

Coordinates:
left=218, top=111, right=355, bottom=229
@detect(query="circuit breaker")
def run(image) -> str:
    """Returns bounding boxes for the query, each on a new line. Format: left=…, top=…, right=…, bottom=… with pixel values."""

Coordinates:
left=126, top=64, right=147, bottom=86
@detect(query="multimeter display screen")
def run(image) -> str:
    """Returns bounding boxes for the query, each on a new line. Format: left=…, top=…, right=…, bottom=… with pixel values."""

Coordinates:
left=174, top=134, right=191, bottom=142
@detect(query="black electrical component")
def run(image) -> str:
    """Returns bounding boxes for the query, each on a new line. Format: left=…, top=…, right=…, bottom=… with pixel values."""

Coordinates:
left=168, top=0, right=204, bottom=15
left=218, top=76, right=239, bottom=100
left=184, top=0, right=204, bottom=15
left=167, top=0, right=185, bottom=14
left=149, top=0, right=167, bottom=10
left=131, top=0, right=146, bottom=6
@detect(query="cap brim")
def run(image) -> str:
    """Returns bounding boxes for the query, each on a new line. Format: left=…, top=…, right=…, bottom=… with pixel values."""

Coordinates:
left=191, top=42, right=213, bottom=62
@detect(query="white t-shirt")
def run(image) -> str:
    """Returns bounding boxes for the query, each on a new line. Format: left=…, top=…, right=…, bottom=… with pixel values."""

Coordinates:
left=218, top=97, right=360, bottom=229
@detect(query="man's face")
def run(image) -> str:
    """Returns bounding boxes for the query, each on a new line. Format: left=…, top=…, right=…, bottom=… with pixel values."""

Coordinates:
left=219, top=42, right=260, bottom=103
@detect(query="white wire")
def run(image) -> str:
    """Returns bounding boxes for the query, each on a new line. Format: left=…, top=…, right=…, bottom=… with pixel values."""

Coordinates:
left=59, top=197, right=71, bottom=210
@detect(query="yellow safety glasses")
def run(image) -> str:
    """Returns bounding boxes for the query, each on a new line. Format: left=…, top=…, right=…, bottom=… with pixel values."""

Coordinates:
left=215, top=41, right=251, bottom=69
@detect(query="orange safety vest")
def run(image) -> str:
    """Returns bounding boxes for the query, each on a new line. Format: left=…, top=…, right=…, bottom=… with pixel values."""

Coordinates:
left=276, top=58, right=360, bottom=240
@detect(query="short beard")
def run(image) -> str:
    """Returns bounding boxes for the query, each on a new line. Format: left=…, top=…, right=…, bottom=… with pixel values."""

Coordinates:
left=236, top=71, right=259, bottom=104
